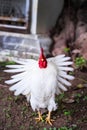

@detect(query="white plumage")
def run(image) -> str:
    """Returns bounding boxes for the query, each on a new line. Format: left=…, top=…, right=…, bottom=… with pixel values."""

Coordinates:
left=4, top=49, right=74, bottom=125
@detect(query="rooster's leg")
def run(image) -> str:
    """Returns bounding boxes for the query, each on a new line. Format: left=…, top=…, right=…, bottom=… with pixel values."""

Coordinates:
left=35, top=111, right=43, bottom=122
left=46, top=111, right=54, bottom=126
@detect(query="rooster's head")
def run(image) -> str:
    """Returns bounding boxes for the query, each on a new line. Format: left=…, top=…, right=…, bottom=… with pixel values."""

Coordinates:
left=38, top=48, right=47, bottom=68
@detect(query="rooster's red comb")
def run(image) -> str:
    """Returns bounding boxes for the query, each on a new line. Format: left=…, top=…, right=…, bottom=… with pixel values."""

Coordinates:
left=38, top=48, right=47, bottom=68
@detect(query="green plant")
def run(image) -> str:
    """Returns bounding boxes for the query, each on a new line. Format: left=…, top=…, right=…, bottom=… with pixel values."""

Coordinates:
left=31, top=112, right=37, bottom=116
left=43, top=128, right=56, bottom=130
left=75, top=56, right=87, bottom=69
left=83, top=96, right=87, bottom=101
left=59, top=93, right=65, bottom=100
left=3, top=107, right=11, bottom=118
left=75, top=93, right=82, bottom=103
left=14, top=96, right=20, bottom=102
left=7, top=95, right=13, bottom=101
left=20, top=125, right=25, bottom=130
left=64, top=110, right=71, bottom=116
left=64, top=48, right=70, bottom=53
left=63, top=109, right=74, bottom=116
left=0, top=61, right=16, bottom=67
left=58, top=126, right=72, bottom=130
left=29, top=126, right=34, bottom=130
left=21, top=106, right=28, bottom=112
left=76, top=93, right=82, bottom=98
left=43, top=128, right=47, bottom=130
left=68, top=71, right=74, bottom=76
left=58, top=125, right=77, bottom=130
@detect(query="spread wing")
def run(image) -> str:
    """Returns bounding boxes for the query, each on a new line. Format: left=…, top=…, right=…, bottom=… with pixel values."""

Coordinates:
left=48, top=55, right=74, bottom=94
left=4, top=59, right=37, bottom=96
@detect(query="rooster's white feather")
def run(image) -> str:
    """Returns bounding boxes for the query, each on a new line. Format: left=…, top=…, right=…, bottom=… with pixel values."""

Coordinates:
left=4, top=51, right=74, bottom=114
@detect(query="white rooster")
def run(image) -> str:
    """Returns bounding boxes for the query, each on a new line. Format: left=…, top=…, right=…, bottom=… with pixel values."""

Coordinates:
left=4, top=48, right=74, bottom=125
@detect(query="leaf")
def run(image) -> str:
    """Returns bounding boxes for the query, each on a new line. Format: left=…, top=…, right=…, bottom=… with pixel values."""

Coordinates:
left=77, top=84, right=84, bottom=89
left=62, top=98, right=75, bottom=104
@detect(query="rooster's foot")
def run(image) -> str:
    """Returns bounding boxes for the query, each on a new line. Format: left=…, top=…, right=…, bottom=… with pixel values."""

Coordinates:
left=35, top=111, right=43, bottom=122
left=46, top=111, right=54, bottom=126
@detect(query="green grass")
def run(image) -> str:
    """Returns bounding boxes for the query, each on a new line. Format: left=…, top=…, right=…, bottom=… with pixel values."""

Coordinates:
left=64, top=48, right=70, bottom=53
left=20, top=125, right=26, bottom=130
left=83, top=96, right=87, bottom=101
left=75, top=57, right=87, bottom=69
left=0, top=61, right=16, bottom=67
left=75, top=93, right=82, bottom=103
left=64, top=110, right=71, bottom=116
left=58, top=125, right=77, bottom=130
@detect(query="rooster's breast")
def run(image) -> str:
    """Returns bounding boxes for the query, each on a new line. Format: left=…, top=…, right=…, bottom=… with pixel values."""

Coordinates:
left=30, top=62, right=57, bottom=100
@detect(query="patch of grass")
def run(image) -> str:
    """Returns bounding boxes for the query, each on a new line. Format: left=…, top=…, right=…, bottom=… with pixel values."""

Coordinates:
left=64, top=110, right=71, bottom=116
left=21, top=105, right=28, bottom=111
left=58, top=126, right=71, bottom=130
left=58, top=125, right=77, bottom=130
left=6, top=112, right=11, bottom=118
left=21, top=105, right=28, bottom=115
left=3, top=106, right=11, bottom=118
left=75, top=93, right=82, bottom=103
left=0, top=61, right=16, bottom=67
left=64, top=48, right=70, bottom=53
left=7, top=95, right=13, bottom=101
left=75, top=56, right=87, bottom=69
left=43, top=128, right=56, bottom=130
left=29, top=126, right=34, bottom=130
left=14, top=96, right=20, bottom=102
left=41, top=114, right=47, bottom=122
left=68, top=71, right=74, bottom=76
left=20, top=125, right=25, bottom=130
left=83, top=96, right=87, bottom=101
left=77, top=117, right=87, bottom=124
left=75, top=93, right=82, bottom=98
left=31, top=112, right=37, bottom=117
left=56, top=93, right=65, bottom=102
left=63, top=109, right=74, bottom=116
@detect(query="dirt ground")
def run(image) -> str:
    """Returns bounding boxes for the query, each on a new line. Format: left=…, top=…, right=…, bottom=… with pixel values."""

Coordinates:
left=0, top=65, right=87, bottom=130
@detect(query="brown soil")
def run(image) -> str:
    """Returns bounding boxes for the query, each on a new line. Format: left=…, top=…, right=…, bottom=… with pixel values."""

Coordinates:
left=0, top=66, right=87, bottom=130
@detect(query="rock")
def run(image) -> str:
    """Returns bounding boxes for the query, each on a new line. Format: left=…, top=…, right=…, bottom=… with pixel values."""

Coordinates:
left=74, top=33, right=87, bottom=60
